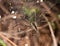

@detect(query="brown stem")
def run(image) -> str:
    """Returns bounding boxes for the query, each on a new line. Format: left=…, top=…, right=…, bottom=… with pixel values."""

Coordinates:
left=0, top=33, right=17, bottom=46
left=42, top=15, right=57, bottom=46
left=40, top=2, right=60, bottom=36
left=0, top=3, right=10, bottom=14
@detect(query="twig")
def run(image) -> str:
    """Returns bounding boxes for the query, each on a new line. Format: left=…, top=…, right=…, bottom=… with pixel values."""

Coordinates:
left=40, top=2, right=60, bottom=32
left=42, top=14, right=57, bottom=46
left=0, top=3, right=10, bottom=14
left=14, top=23, right=49, bottom=35
left=0, top=33, right=17, bottom=46
left=0, top=32, right=20, bottom=40
left=30, top=22, right=40, bottom=35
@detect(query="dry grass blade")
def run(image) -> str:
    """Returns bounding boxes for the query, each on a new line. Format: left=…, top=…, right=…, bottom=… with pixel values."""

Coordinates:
left=42, top=15, right=57, bottom=46
left=0, top=33, right=17, bottom=46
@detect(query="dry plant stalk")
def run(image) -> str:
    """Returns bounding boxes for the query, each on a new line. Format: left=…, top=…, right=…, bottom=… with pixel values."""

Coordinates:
left=0, top=2, right=10, bottom=14
left=42, top=15, right=57, bottom=46
left=40, top=2, right=60, bottom=31
left=0, top=33, right=17, bottom=46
